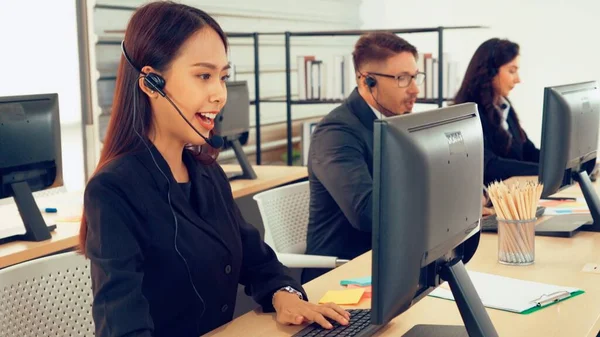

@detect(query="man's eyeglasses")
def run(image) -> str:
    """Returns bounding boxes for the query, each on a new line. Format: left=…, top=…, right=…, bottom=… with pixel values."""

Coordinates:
left=368, top=72, right=426, bottom=88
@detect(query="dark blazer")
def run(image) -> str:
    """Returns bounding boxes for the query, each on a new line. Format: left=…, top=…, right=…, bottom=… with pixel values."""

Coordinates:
left=84, top=145, right=305, bottom=337
left=303, top=88, right=376, bottom=283
left=481, top=105, right=540, bottom=185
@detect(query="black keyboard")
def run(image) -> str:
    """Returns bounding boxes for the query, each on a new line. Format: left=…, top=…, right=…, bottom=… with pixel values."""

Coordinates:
left=481, top=206, right=546, bottom=232
left=293, top=309, right=373, bottom=337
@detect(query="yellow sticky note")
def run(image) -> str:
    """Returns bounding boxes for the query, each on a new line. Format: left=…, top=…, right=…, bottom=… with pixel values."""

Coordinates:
left=318, top=288, right=365, bottom=305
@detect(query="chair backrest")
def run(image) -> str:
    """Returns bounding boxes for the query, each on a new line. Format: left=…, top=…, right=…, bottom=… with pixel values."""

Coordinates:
left=253, top=181, right=310, bottom=254
left=0, top=251, right=94, bottom=337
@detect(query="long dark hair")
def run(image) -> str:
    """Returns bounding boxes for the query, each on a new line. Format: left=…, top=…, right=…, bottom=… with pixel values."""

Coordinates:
left=454, top=38, right=524, bottom=155
left=79, top=1, right=228, bottom=253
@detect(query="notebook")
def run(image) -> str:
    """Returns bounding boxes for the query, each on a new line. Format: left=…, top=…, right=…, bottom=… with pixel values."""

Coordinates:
left=429, top=271, right=584, bottom=314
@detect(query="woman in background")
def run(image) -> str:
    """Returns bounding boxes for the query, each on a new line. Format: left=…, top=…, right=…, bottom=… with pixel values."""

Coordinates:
left=454, top=38, right=539, bottom=185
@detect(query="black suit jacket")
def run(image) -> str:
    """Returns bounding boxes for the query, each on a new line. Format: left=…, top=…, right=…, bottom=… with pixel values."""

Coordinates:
left=481, top=105, right=540, bottom=185
left=303, top=89, right=376, bottom=283
left=84, top=146, right=305, bottom=337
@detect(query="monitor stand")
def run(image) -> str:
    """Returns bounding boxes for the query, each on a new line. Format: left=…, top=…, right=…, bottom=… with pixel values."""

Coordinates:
left=573, top=170, right=600, bottom=232
left=11, top=181, right=52, bottom=241
left=226, top=139, right=257, bottom=181
left=402, top=259, right=498, bottom=337
left=402, top=325, right=469, bottom=337
left=536, top=170, right=600, bottom=237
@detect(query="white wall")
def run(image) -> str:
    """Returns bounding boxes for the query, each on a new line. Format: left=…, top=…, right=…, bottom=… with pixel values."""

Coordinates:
left=360, top=0, right=600, bottom=147
left=0, top=0, right=85, bottom=191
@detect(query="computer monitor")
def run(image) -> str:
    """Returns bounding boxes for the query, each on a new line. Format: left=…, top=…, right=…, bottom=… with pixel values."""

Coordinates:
left=371, top=103, right=497, bottom=336
left=537, top=81, right=600, bottom=235
left=215, top=80, right=256, bottom=180
left=0, top=93, right=62, bottom=241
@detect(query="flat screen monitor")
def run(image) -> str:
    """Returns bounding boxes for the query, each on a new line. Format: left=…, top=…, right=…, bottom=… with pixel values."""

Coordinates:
left=537, top=81, right=600, bottom=235
left=215, top=81, right=256, bottom=180
left=0, top=93, right=62, bottom=241
left=367, top=103, right=497, bottom=336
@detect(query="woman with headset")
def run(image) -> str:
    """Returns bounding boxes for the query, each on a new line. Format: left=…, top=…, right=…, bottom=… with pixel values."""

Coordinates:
left=454, top=38, right=539, bottom=186
left=80, top=2, right=349, bottom=336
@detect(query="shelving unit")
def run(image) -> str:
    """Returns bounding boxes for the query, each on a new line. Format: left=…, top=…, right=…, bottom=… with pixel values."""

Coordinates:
left=80, top=4, right=485, bottom=170
left=225, top=32, right=262, bottom=164
left=261, top=26, right=486, bottom=165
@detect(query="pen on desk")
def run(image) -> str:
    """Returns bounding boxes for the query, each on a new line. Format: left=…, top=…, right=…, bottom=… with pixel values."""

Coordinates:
left=533, top=291, right=571, bottom=307
left=44, top=207, right=57, bottom=213
left=543, top=197, right=577, bottom=201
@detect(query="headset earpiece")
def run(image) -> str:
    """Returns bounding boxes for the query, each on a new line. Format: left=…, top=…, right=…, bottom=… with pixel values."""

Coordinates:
left=489, top=63, right=498, bottom=77
left=144, top=72, right=166, bottom=96
left=365, top=76, right=377, bottom=88
left=122, top=40, right=166, bottom=96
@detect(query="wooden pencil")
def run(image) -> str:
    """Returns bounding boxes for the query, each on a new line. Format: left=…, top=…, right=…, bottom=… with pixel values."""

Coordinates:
left=487, top=180, right=544, bottom=264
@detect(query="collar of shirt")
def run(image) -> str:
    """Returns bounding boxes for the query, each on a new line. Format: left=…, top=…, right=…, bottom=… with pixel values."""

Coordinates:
left=495, top=96, right=511, bottom=131
left=368, top=102, right=386, bottom=119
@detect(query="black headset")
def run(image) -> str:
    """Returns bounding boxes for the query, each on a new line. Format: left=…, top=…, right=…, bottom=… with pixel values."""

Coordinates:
left=121, top=41, right=167, bottom=97
left=359, top=72, right=397, bottom=116
left=365, top=75, right=377, bottom=88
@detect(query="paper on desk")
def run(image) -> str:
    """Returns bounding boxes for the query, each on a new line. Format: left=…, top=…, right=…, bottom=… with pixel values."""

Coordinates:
left=428, top=271, right=582, bottom=313
left=55, top=215, right=82, bottom=223
left=0, top=190, right=84, bottom=239
left=582, top=263, right=600, bottom=274
left=319, top=288, right=365, bottom=305
left=0, top=203, right=27, bottom=238
left=540, top=198, right=589, bottom=215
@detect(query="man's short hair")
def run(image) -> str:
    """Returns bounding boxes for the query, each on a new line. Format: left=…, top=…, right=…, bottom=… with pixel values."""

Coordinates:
left=352, top=32, right=418, bottom=74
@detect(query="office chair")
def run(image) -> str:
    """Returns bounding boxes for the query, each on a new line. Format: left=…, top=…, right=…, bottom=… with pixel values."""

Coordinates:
left=0, top=251, right=94, bottom=336
left=253, top=181, right=348, bottom=269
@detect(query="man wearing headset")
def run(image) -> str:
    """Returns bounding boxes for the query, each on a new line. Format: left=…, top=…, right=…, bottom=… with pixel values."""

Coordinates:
left=302, top=32, right=423, bottom=283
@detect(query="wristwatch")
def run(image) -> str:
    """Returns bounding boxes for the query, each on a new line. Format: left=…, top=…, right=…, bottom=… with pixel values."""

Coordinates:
left=272, top=286, right=304, bottom=304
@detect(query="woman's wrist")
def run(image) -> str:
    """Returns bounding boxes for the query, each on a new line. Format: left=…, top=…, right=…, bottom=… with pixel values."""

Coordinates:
left=272, top=286, right=303, bottom=308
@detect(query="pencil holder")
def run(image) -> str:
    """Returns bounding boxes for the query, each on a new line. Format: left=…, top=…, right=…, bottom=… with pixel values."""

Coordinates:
left=497, top=218, right=536, bottom=266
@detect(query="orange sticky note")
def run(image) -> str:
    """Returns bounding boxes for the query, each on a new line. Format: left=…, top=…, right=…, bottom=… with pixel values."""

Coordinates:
left=318, top=288, right=365, bottom=305
left=347, top=284, right=372, bottom=299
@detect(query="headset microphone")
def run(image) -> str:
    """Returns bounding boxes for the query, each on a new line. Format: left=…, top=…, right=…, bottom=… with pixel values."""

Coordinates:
left=162, top=94, right=224, bottom=149
left=121, top=41, right=224, bottom=149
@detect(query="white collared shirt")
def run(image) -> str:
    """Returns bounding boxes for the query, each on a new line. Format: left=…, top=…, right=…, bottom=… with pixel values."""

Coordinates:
left=495, top=97, right=511, bottom=131
left=368, top=103, right=386, bottom=119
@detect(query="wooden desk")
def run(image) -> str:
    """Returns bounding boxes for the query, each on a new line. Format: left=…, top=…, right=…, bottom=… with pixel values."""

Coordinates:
left=207, top=183, right=600, bottom=337
left=0, top=165, right=307, bottom=269
left=223, top=165, right=308, bottom=199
